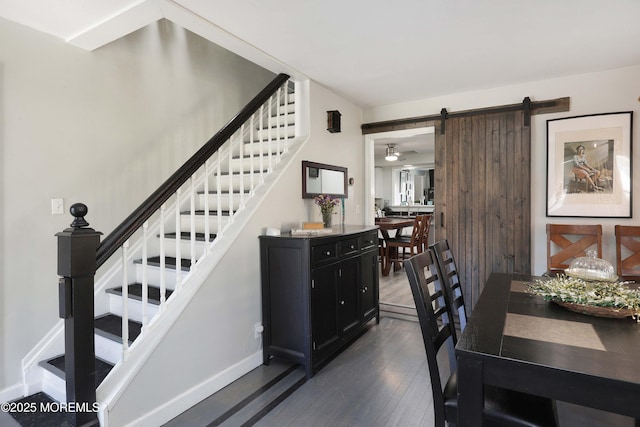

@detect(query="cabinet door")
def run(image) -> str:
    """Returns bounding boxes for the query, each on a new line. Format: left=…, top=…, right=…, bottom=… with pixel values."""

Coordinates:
left=338, top=257, right=360, bottom=337
left=311, top=265, right=340, bottom=358
left=360, top=249, right=379, bottom=321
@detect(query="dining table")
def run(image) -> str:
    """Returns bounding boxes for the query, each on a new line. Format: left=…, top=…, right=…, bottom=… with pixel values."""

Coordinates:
left=456, top=272, right=640, bottom=425
left=374, top=217, right=415, bottom=276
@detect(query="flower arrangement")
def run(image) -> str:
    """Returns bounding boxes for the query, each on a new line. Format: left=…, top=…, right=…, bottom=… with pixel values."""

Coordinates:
left=315, top=194, right=341, bottom=227
left=314, top=194, right=341, bottom=214
left=527, top=275, right=640, bottom=320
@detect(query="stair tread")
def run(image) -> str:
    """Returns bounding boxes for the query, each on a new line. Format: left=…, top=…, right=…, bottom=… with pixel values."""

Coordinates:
left=218, top=170, right=269, bottom=176
left=197, top=190, right=250, bottom=195
left=134, top=256, right=191, bottom=271
left=106, top=283, right=174, bottom=304
left=6, top=392, right=68, bottom=426
left=182, top=210, right=234, bottom=216
left=95, top=313, right=142, bottom=342
left=163, top=232, right=216, bottom=242
left=40, top=355, right=114, bottom=385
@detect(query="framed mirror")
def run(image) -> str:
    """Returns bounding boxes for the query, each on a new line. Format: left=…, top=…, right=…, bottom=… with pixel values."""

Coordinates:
left=302, top=161, right=348, bottom=199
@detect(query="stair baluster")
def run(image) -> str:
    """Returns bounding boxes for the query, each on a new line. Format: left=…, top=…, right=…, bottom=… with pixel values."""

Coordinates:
left=142, top=222, right=149, bottom=326
left=159, top=205, right=167, bottom=307
left=175, top=189, right=182, bottom=291
left=190, top=175, right=196, bottom=270
left=121, top=241, right=130, bottom=358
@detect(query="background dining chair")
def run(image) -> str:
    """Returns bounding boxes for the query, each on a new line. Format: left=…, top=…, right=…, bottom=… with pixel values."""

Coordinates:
left=430, top=239, right=467, bottom=334
left=386, top=215, right=425, bottom=271
left=615, top=225, right=640, bottom=282
left=546, top=224, right=602, bottom=276
left=404, top=251, right=557, bottom=427
left=419, top=214, right=432, bottom=253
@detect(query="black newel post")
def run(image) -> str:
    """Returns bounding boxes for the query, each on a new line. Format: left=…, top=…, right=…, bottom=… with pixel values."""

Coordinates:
left=56, top=203, right=102, bottom=427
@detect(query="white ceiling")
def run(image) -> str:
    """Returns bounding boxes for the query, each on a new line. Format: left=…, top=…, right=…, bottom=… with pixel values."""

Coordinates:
left=2, top=0, right=639, bottom=160
left=2, top=0, right=639, bottom=109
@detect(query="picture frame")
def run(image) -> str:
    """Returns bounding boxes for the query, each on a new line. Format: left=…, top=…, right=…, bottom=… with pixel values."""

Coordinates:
left=546, top=111, right=633, bottom=217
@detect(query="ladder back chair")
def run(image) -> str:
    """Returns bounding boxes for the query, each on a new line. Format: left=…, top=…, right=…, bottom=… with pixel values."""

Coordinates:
left=546, top=224, right=602, bottom=276
left=615, top=225, right=640, bottom=282
left=430, top=239, right=467, bottom=334
left=404, top=251, right=557, bottom=427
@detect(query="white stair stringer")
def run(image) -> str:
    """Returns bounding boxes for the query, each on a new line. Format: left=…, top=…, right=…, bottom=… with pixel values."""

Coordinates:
left=18, top=78, right=310, bottom=427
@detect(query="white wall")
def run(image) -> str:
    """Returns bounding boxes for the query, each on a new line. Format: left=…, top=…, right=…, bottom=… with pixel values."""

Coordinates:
left=0, top=17, right=276, bottom=392
left=365, top=65, right=640, bottom=275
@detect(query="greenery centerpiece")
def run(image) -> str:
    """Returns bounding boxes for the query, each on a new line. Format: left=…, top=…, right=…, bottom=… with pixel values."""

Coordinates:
left=315, top=194, right=340, bottom=228
left=527, top=275, right=640, bottom=320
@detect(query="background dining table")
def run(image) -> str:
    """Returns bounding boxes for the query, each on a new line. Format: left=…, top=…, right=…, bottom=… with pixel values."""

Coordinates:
left=375, top=217, right=415, bottom=276
left=456, top=272, right=640, bottom=425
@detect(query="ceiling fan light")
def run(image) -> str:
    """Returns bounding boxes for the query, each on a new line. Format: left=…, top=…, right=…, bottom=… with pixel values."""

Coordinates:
left=385, top=145, right=398, bottom=161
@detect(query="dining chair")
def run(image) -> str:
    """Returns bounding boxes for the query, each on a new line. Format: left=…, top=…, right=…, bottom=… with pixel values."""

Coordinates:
left=418, top=214, right=432, bottom=252
left=430, top=239, right=467, bottom=334
left=546, top=224, right=602, bottom=276
left=615, top=225, right=640, bottom=282
left=386, top=215, right=424, bottom=271
left=404, top=251, right=557, bottom=427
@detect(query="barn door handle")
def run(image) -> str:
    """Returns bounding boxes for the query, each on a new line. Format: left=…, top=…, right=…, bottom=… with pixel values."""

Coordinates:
left=440, top=212, right=444, bottom=227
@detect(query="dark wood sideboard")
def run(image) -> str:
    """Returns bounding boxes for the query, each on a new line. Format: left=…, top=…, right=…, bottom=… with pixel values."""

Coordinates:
left=259, top=225, right=380, bottom=378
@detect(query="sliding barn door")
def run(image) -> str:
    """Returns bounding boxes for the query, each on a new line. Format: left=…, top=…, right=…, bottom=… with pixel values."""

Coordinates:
left=434, top=110, right=531, bottom=311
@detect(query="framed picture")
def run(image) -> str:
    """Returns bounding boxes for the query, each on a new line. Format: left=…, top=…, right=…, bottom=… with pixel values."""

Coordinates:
left=546, top=111, right=633, bottom=217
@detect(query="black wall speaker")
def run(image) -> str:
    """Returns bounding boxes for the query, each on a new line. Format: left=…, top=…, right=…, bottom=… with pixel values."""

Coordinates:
left=327, top=110, right=341, bottom=133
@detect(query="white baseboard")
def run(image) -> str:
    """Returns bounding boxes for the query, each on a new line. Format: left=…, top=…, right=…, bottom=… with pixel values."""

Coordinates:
left=0, top=382, right=24, bottom=403
left=120, top=351, right=262, bottom=427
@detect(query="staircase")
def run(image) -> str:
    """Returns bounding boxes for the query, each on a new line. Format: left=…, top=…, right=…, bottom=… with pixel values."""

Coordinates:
left=8, top=74, right=309, bottom=426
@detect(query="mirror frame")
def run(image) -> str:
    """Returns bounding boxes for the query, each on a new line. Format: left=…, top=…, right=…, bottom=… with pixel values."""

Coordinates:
left=302, top=160, right=348, bottom=199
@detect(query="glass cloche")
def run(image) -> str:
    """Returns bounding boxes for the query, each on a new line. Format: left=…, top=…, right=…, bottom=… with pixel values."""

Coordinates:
left=565, top=250, right=618, bottom=282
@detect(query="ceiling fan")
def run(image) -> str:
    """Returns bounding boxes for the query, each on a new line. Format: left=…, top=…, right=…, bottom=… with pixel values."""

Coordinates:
left=385, top=144, right=400, bottom=161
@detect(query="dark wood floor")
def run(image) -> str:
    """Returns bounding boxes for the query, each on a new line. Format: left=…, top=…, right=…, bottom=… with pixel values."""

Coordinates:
left=6, top=263, right=632, bottom=427
left=165, top=264, right=635, bottom=427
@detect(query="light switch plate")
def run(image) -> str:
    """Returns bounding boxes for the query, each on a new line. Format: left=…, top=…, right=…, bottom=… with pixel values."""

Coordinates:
left=51, top=198, right=64, bottom=215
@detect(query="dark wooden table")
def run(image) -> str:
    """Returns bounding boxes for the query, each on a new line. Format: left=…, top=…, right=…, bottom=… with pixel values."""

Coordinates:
left=375, top=217, right=415, bottom=276
left=456, top=272, right=640, bottom=425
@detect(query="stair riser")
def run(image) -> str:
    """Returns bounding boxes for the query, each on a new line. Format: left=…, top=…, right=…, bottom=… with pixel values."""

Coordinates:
left=180, top=214, right=231, bottom=233
left=135, top=264, right=184, bottom=288
left=245, top=127, right=295, bottom=143
left=108, top=294, right=160, bottom=324
left=42, top=370, right=66, bottom=403
left=96, top=332, right=124, bottom=365
left=158, top=237, right=207, bottom=259
left=261, top=99, right=294, bottom=115
left=217, top=155, right=281, bottom=175
left=266, top=111, right=295, bottom=127
left=202, top=174, right=265, bottom=193
left=236, top=141, right=286, bottom=157
left=197, top=193, right=245, bottom=211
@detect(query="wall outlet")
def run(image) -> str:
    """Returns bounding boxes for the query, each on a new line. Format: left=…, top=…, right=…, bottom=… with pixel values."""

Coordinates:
left=51, top=198, right=64, bottom=215
left=254, top=322, right=264, bottom=339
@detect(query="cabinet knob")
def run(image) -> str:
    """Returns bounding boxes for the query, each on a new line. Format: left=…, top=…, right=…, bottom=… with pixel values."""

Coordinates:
left=350, top=245, right=355, bottom=249
left=361, top=286, right=368, bottom=293
left=340, top=300, right=345, bottom=305
left=326, top=251, right=331, bottom=256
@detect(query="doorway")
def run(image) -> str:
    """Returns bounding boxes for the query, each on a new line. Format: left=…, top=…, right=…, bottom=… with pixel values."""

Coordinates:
left=364, top=126, right=435, bottom=313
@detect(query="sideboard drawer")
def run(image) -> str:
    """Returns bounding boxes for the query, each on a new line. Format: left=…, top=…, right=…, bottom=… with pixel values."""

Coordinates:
left=312, top=242, right=338, bottom=265
left=359, top=232, right=378, bottom=251
left=339, top=237, right=359, bottom=256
